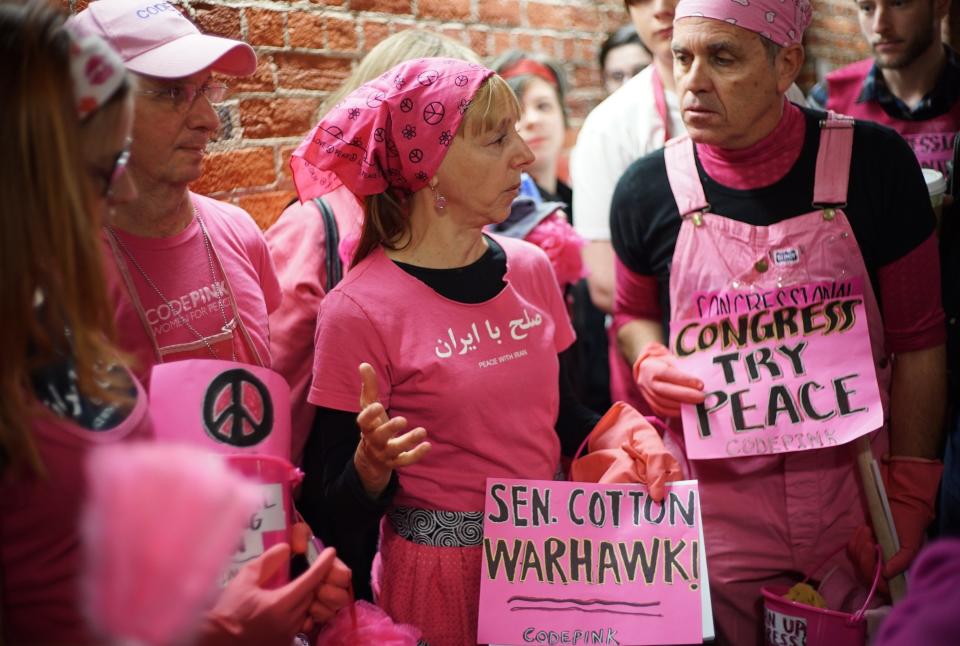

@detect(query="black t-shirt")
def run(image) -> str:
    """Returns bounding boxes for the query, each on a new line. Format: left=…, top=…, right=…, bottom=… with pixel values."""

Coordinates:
left=611, top=107, right=936, bottom=333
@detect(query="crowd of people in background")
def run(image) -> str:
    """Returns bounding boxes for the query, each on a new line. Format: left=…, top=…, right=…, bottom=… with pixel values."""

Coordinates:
left=1, top=0, right=957, bottom=644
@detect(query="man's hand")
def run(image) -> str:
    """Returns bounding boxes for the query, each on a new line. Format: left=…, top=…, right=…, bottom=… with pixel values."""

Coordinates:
left=199, top=543, right=340, bottom=646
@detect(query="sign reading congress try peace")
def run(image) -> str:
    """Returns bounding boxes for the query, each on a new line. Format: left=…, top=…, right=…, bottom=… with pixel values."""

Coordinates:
left=670, top=278, right=883, bottom=459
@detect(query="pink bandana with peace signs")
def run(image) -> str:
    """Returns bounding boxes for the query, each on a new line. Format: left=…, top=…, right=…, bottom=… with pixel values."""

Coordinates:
left=291, top=57, right=494, bottom=201
left=675, top=0, right=813, bottom=47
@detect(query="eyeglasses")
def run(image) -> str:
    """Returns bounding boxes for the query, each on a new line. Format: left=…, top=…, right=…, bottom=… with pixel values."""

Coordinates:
left=138, top=82, right=229, bottom=110
left=103, top=137, right=132, bottom=198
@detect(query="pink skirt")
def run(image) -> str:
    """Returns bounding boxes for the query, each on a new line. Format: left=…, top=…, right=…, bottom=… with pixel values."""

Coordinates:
left=377, top=520, right=483, bottom=645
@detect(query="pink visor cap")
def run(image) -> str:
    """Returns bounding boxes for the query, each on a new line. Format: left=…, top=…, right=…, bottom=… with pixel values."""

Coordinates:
left=67, top=0, right=256, bottom=79
left=675, top=0, right=813, bottom=47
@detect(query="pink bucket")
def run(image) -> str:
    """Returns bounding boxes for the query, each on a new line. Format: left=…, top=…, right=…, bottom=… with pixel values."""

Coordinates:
left=225, top=454, right=303, bottom=587
left=761, top=546, right=882, bottom=646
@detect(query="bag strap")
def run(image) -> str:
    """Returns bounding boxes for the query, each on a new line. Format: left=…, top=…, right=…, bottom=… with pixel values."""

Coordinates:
left=314, top=197, right=342, bottom=292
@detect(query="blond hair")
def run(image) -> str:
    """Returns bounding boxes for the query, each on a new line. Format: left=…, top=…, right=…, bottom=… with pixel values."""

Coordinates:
left=0, top=0, right=131, bottom=475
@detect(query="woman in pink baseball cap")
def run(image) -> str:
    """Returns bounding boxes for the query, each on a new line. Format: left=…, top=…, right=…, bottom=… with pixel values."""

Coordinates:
left=292, top=58, right=602, bottom=643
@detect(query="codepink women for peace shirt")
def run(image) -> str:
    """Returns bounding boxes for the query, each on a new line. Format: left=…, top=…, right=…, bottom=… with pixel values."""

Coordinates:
left=103, top=193, right=282, bottom=385
left=308, top=235, right=575, bottom=512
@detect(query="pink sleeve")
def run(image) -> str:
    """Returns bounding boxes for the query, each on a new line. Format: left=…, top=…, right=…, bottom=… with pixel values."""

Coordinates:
left=307, top=291, right=391, bottom=413
left=613, top=254, right=662, bottom=331
left=878, top=235, right=946, bottom=353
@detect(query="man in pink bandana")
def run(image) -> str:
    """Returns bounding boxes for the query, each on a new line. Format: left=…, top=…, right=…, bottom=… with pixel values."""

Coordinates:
left=610, top=0, right=947, bottom=641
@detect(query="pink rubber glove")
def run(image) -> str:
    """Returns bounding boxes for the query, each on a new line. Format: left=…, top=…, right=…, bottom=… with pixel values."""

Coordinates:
left=632, top=342, right=705, bottom=418
left=621, top=424, right=684, bottom=503
left=197, top=543, right=340, bottom=646
left=849, top=457, right=943, bottom=594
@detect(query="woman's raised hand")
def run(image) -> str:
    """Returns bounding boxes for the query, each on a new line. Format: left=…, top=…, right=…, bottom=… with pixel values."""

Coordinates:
left=352, top=363, right=431, bottom=497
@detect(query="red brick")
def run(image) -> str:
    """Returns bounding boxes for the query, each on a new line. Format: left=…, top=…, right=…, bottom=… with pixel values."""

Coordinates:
left=230, top=57, right=276, bottom=93
left=192, top=147, right=276, bottom=195
left=193, top=4, right=242, bottom=40
left=288, top=12, right=325, bottom=49
left=363, top=21, right=391, bottom=49
left=492, top=30, right=512, bottom=54
left=239, top=97, right=322, bottom=139
left=419, top=0, right=470, bottom=21
left=279, top=144, right=300, bottom=184
left=246, top=8, right=285, bottom=47
left=276, top=53, right=352, bottom=91
left=478, top=0, right=521, bottom=25
left=309, top=0, right=346, bottom=5
left=560, top=37, right=576, bottom=61
left=326, top=17, right=359, bottom=52
left=441, top=27, right=468, bottom=44
left=539, top=35, right=560, bottom=58
left=573, top=64, right=601, bottom=88
left=527, top=3, right=577, bottom=30
left=516, top=32, right=536, bottom=51
left=468, top=28, right=490, bottom=57
left=351, top=0, right=411, bottom=14
left=239, top=191, right=296, bottom=230
left=600, top=6, right=628, bottom=32
left=576, top=37, right=597, bottom=62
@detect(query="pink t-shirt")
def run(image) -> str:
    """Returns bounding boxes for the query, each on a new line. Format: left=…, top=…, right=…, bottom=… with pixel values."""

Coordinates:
left=266, top=184, right=363, bottom=465
left=103, top=193, right=282, bottom=386
left=308, top=235, right=576, bottom=512
left=0, top=376, right=153, bottom=644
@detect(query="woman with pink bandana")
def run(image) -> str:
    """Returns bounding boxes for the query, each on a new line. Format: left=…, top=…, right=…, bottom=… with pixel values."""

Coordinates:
left=610, top=0, right=946, bottom=642
left=290, top=58, right=607, bottom=643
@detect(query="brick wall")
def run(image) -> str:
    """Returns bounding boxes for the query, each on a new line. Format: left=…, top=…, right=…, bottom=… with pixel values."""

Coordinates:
left=65, top=0, right=869, bottom=228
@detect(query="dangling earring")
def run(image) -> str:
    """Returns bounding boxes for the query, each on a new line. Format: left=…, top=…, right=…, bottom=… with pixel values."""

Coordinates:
left=430, top=181, right=447, bottom=210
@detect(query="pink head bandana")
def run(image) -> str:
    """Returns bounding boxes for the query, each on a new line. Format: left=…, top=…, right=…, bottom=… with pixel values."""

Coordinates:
left=65, top=26, right=127, bottom=121
left=674, top=0, right=813, bottom=47
left=291, top=57, right=494, bottom=201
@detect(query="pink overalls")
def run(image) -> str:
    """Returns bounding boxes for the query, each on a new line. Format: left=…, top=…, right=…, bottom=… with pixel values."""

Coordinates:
left=663, top=115, right=892, bottom=645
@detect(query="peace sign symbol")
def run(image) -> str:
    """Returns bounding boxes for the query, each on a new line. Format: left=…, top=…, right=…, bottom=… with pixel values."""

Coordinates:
left=454, top=74, right=468, bottom=87
left=418, top=69, right=439, bottom=86
left=366, top=90, right=386, bottom=108
left=202, top=369, right=274, bottom=448
left=423, top=101, right=445, bottom=126
left=374, top=127, right=386, bottom=142
left=400, top=98, right=414, bottom=113
left=409, top=148, right=424, bottom=163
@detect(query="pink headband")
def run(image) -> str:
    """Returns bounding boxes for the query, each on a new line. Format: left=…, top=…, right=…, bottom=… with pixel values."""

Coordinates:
left=675, top=0, right=813, bottom=47
left=291, top=58, right=494, bottom=201
left=65, top=26, right=127, bottom=121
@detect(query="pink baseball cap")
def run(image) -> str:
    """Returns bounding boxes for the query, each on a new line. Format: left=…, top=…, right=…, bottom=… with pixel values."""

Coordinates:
left=67, top=0, right=256, bottom=79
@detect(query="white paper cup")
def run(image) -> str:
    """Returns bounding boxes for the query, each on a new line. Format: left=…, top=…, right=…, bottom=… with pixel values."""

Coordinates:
left=923, top=168, right=946, bottom=224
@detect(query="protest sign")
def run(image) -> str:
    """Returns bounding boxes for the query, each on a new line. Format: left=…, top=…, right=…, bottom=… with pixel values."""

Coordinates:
left=478, top=479, right=711, bottom=645
left=670, top=278, right=883, bottom=460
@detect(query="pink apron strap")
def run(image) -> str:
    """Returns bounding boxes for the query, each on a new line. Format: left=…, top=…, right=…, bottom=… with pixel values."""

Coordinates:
left=812, top=111, right=855, bottom=207
left=664, top=135, right=710, bottom=217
